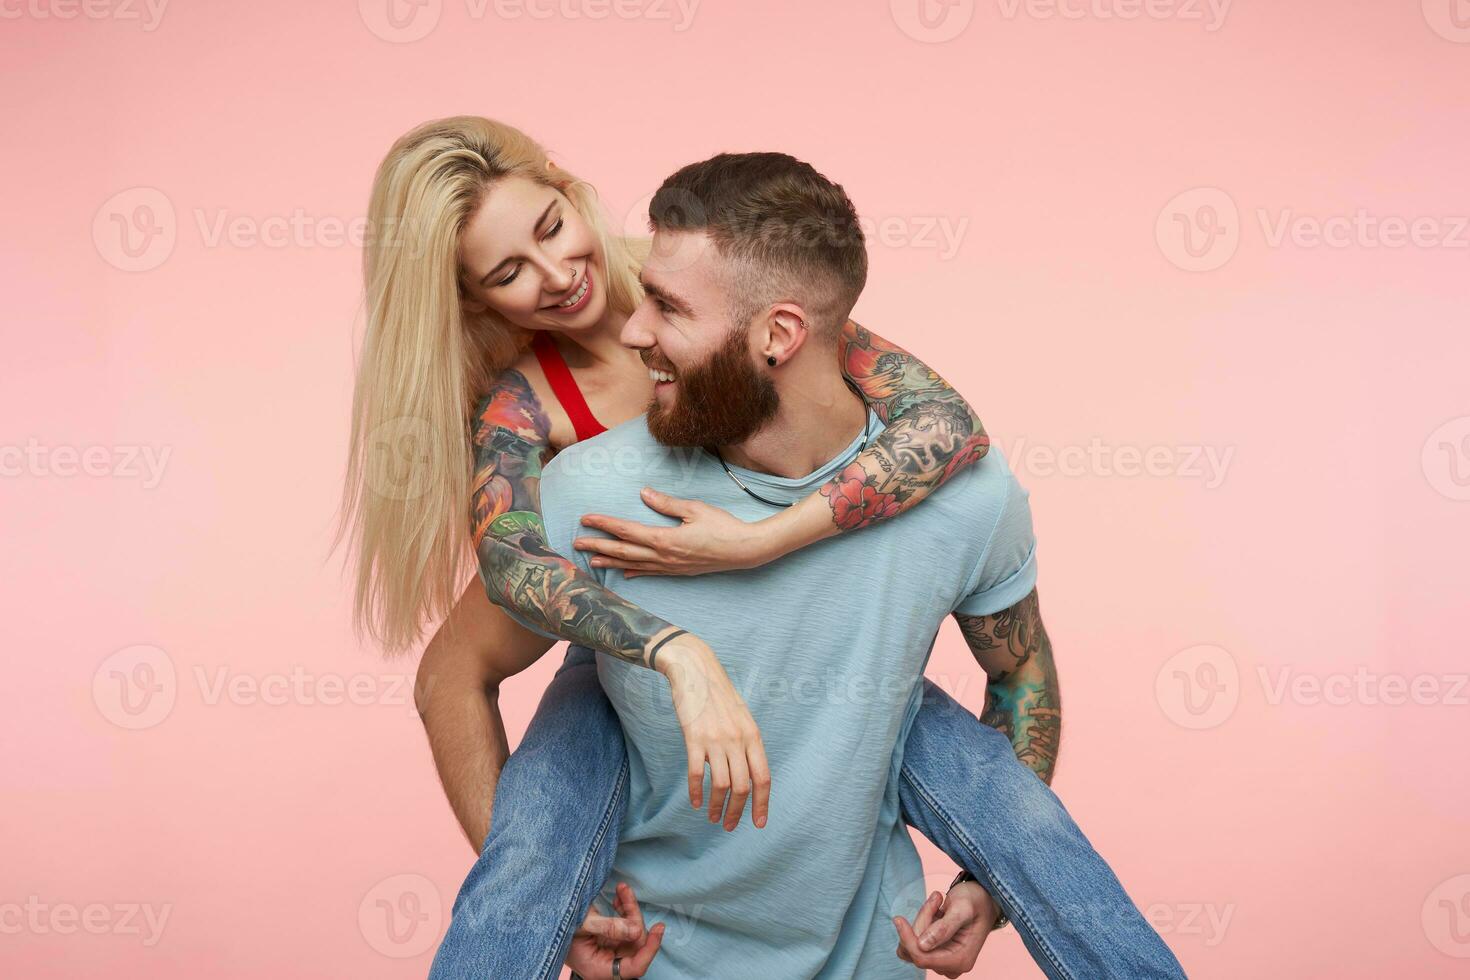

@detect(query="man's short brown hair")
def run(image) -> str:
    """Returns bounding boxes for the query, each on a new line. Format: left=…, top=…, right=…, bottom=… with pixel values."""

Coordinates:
left=648, top=152, right=867, bottom=342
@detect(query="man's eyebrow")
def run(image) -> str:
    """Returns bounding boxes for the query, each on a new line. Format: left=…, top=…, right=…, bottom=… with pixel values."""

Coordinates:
left=478, top=199, right=557, bottom=286
left=640, top=277, right=692, bottom=314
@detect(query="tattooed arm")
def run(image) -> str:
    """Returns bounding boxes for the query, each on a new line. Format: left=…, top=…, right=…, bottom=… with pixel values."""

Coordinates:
left=822, top=319, right=990, bottom=530
left=955, top=589, right=1061, bottom=784
left=469, top=370, right=681, bottom=668
left=577, top=319, right=991, bottom=575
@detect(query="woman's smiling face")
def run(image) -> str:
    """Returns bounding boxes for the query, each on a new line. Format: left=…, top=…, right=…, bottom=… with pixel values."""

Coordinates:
left=459, top=174, right=607, bottom=332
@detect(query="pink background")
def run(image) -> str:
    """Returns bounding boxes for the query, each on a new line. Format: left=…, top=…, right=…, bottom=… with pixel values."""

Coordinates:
left=3, top=0, right=1467, bottom=976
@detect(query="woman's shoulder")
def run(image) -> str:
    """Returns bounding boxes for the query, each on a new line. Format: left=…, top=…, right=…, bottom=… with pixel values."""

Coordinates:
left=476, top=350, right=574, bottom=450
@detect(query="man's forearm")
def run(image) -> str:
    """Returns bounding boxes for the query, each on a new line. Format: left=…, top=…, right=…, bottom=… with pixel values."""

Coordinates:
left=957, top=590, right=1062, bottom=784
left=418, top=674, right=509, bottom=852
left=979, top=655, right=1061, bottom=785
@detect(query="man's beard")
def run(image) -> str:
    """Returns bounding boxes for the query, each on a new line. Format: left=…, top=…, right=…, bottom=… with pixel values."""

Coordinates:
left=645, top=325, right=780, bottom=448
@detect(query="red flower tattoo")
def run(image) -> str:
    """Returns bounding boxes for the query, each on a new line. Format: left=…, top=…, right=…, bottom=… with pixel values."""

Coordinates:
left=822, top=470, right=902, bottom=531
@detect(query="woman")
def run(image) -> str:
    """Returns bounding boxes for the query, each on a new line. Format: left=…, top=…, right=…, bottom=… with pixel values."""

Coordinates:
left=340, top=117, right=1046, bottom=979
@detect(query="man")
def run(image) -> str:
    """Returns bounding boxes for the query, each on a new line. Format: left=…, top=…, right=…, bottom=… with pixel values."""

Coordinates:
left=424, top=152, right=1186, bottom=979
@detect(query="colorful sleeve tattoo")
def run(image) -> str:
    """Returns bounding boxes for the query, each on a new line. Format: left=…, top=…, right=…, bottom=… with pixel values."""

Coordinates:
left=469, top=371, right=675, bottom=668
left=956, top=590, right=1061, bottom=785
left=823, top=319, right=991, bottom=531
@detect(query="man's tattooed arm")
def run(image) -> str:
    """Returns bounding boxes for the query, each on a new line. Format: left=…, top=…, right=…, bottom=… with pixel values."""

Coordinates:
left=470, top=371, right=681, bottom=668
left=819, top=319, right=991, bottom=531
left=955, top=589, right=1061, bottom=784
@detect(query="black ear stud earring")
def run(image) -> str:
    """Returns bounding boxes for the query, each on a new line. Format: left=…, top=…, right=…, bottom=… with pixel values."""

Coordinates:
left=766, top=355, right=777, bottom=366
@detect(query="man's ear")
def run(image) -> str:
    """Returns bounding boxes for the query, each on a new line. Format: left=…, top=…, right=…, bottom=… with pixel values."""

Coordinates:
left=762, top=303, right=811, bottom=367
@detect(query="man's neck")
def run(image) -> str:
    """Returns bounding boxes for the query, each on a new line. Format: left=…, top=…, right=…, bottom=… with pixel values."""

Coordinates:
left=718, top=371, right=869, bottom=479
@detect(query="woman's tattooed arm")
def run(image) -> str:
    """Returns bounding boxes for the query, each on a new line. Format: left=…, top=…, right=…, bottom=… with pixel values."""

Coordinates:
left=820, top=319, right=991, bottom=531
left=470, top=372, right=680, bottom=668
left=956, top=589, right=1061, bottom=784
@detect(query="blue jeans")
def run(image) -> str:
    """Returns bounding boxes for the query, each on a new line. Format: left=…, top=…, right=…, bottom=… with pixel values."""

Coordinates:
left=430, top=646, right=1186, bottom=979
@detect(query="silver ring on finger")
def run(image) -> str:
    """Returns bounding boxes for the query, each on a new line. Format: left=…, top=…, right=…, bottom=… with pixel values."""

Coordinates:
left=612, top=955, right=623, bottom=979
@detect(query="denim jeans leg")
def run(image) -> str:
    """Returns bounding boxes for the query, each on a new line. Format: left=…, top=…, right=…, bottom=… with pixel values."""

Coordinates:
left=897, top=678, right=1188, bottom=980
left=429, top=645, right=630, bottom=980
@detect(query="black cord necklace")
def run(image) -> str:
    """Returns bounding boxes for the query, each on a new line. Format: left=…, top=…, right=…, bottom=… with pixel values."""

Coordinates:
left=709, top=384, right=873, bottom=509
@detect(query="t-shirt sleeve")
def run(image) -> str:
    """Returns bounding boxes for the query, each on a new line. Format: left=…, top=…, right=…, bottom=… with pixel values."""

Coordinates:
left=477, top=460, right=599, bottom=642
left=950, top=468, right=1039, bottom=619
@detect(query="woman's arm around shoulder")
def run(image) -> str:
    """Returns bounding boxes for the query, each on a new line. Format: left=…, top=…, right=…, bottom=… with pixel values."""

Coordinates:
left=575, top=319, right=991, bottom=574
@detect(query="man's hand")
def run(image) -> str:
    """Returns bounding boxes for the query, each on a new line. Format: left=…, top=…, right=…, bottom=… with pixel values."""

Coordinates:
left=566, top=882, right=665, bottom=979
left=892, top=880, right=1000, bottom=978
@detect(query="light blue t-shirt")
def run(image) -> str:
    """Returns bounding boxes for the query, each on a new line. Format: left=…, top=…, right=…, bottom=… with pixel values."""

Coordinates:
left=536, top=408, right=1037, bottom=980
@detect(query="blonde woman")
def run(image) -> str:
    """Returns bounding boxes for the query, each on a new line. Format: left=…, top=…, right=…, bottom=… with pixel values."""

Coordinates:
left=340, top=119, right=1180, bottom=980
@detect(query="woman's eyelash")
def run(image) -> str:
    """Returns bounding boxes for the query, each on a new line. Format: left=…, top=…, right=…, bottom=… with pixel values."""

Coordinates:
left=491, top=217, right=564, bottom=287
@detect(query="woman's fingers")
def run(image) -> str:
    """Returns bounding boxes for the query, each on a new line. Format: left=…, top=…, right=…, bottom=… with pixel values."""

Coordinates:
left=668, top=644, right=772, bottom=829
left=721, top=746, right=752, bottom=831
left=686, top=743, right=705, bottom=810
left=746, top=737, right=771, bottom=829
left=574, top=534, right=660, bottom=564
left=591, top=561, right=669, bottom=575
left=578, top=513, right=664, bottom=546
left=706, top=750, right=731, bottom=824
left=639, top=486, right=698, bottom=518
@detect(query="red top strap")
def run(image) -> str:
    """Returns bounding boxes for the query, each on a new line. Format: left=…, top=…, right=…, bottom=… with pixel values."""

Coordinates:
left=530, top=332, right=608, bottom=444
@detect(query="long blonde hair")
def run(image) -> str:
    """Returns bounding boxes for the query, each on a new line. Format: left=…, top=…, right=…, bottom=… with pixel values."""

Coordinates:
left=336, top=115, right=647, bottom=655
